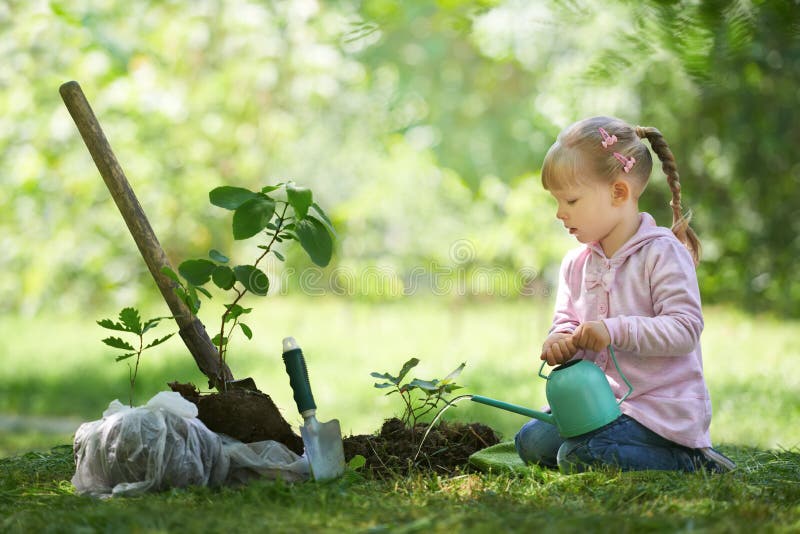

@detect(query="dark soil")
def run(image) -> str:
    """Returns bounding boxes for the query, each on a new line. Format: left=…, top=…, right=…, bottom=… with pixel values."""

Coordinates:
left=170, top=383, right=500, bottom=475
left=169, top=382, right=304, bottom=455
left=342, top=417, right=501, bottom=476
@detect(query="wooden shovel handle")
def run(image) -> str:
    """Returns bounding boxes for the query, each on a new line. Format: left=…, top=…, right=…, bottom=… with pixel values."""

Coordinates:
left=59, top=80, right=233, bottom=388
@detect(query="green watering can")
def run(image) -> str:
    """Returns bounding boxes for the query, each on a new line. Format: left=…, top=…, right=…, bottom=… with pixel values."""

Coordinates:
left=471, top=346, right=633, bottom=438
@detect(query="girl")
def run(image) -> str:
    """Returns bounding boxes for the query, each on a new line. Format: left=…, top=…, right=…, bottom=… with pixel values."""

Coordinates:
left=515, top=116, right=735, bottom=473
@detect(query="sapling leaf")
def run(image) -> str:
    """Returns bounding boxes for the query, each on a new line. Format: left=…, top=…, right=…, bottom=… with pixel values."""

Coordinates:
left=373, top=382, right=395, bottom=389
left=179, top=259, right=216, bottom=285
left=119, top=307, right=142, bottom=335
left=233, top=265, right=269, bottom=296
left=261, top=183, right=284, bottom=193
left=144, top=333, right=175, bottom=349
left=273, top=250, right=285, bottom=261
left=161, top=266, right=180, bottom=283
left=97, top=318, right=129, bottom=332
left=102, top=336, right=136, bottom=351
left=187, top=286, right=202, bottom=313
left=443, top=384, right=463, bottom=393
left=194, top=285, right=213, bottom=299
left=295, top=216, right=333, bottom=267
left=209, top=186, right=258, bottom=210
left=224, top=305, right=253, bottom=322
left=287, top=183, right=313, bottom=219
left=211, top=334, right=228, bottom=346
left=209, top=249, right=229, bottom=263
left=238, top=323, right=253, bottom=339
left=212, top=265, right=236, bottom=290
left=232, top=196, right=276, bottom=240
left=115, top=353, right=136, bottom=362
left=311, top=202, right=337, bottom=237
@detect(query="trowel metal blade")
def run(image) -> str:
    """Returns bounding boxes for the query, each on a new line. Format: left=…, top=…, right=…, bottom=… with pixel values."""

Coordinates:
left=300, top=416, right=345, bottom=481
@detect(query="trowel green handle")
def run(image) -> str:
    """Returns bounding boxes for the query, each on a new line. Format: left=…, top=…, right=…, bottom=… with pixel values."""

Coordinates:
left=471, top=395, right=555, bottom=425
left=282, top=347, right=317, bottom=414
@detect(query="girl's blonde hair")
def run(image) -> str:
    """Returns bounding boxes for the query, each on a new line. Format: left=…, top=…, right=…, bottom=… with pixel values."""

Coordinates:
left=541, top=116, right=701, bottom=264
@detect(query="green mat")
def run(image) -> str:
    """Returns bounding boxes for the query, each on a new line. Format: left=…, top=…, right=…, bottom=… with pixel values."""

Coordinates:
left=468, top=441, right=529, bottom=474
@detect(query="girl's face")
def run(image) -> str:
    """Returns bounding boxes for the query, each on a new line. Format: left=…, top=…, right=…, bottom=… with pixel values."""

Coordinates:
left=548, top=179, right=620, bottom=246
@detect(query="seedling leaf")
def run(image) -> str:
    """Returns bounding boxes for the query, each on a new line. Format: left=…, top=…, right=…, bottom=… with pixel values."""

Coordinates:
left=119, top=307, right=142, bottom=335
left=441, top=362, right=466, bottom=384
left=97, top=318, right=129, bottom=332
left=144, top=333, right=175, bottom=349
left=347, top=455, right=366, bottom=470
left=370, top=371, right=398, bottom=383
left=102, top=336, right=136, bottom=351
left=397, top=358, right=420, bottom=383
left=141, top=316, right=171, bottom=334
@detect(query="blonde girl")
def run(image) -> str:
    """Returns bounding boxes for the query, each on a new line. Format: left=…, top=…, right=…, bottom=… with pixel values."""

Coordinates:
left=515, top=116, right=735, bottom=473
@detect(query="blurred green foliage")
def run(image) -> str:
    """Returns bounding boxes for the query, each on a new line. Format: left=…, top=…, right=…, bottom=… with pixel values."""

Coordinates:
left=1, top=0, right=797, bottom=316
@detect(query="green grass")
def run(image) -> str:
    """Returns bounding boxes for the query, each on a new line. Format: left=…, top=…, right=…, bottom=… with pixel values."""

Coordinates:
left=1, top=297, right=799, bottom=531
left=1, top=444, right=799, bottom=532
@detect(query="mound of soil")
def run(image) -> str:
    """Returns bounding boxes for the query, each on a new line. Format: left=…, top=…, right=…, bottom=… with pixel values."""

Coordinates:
left=343, top=417, right=500, bottom=476
left=170, top=383, right=500, bottom=475
left=169, top=382, right=304, bottom=455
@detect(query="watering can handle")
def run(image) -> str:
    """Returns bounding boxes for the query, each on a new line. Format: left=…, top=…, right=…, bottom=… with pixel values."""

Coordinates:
left=608, top=345, right=634, bottom=404
left=537, top=346, right=633, bottom=404
left=537, top=360, right=550, bottom=379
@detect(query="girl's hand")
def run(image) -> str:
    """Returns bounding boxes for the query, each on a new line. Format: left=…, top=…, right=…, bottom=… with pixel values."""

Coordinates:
left=572, top=321, right=611, bottom=352
left=540, top=332, right=578, bottom=366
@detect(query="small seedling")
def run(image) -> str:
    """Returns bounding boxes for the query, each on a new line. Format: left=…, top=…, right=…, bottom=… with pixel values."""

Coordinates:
left=371, top=358, right=465, bottom=437
left=162, top=181, right=335, bottom=387
left=97, top=307, right=175, bottom=406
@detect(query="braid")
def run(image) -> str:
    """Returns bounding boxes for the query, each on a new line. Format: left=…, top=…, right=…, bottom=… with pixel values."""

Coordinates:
left=636, top=126, right=701, bottom=264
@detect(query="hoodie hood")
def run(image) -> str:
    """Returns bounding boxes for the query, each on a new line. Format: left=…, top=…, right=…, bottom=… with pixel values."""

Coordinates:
left=587, top=212, right=675, bottom=262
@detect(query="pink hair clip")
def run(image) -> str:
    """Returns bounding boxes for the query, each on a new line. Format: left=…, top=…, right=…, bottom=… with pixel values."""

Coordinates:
left=599, top=127, right=617, bottom=148
left=613, top=152, right=636, bottom=173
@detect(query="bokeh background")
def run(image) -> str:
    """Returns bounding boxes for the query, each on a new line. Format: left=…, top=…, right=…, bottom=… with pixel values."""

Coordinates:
left=1, top=0, right=798, bottom=456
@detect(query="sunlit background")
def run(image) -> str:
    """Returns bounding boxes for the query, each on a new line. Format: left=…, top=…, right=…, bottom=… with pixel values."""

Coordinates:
left=1, top=0, right=798, bottom=457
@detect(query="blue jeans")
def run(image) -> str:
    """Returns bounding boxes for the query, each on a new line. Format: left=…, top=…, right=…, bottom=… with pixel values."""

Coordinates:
left=515, top=415, right=708, bottom=473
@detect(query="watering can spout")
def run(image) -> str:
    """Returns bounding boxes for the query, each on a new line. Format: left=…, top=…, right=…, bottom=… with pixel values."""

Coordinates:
left=470, top=395, right=555, bottom=425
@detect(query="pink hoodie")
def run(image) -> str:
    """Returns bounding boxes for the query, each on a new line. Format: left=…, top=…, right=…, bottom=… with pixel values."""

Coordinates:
left=550, top=212, right=712, bottom=448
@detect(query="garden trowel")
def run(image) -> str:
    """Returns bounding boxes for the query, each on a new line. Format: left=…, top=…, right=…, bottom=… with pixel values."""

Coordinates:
left=282, top=337, right=345, bottom=481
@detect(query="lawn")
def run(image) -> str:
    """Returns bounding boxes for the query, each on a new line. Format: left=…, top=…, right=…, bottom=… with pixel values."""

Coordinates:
left=1, top=297, right=799, bottom=531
